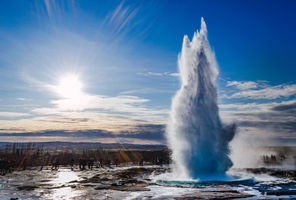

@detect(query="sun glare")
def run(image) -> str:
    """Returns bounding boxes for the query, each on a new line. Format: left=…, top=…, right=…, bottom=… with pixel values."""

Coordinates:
left=56, top=74, right=83, bottom=99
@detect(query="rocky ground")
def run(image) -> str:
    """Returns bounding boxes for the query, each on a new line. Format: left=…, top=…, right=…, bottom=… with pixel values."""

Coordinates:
left=0, top=166, right=296, bottom=199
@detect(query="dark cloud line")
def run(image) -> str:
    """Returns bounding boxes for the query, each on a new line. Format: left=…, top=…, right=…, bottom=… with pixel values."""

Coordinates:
left=0, top=124, right=166, bottom=143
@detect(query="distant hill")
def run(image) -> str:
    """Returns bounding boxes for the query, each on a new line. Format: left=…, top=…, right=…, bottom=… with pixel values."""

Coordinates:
left=0, top=141, right=167, bottom=151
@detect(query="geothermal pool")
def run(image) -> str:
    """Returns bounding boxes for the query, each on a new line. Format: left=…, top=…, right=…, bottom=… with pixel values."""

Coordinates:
left=1, top=165, right=296, bottom=199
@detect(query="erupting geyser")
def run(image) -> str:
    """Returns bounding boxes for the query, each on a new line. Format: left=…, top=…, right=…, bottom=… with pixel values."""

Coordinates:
left=166, top=18, right=236, bottom=180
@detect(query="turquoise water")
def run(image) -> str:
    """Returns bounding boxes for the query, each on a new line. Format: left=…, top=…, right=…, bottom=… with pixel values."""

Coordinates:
left=157, top=177, right=256, bottom=187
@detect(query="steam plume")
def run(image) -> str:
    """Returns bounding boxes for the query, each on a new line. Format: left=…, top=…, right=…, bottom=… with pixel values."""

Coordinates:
left=166, top=18, right=236, bottom=179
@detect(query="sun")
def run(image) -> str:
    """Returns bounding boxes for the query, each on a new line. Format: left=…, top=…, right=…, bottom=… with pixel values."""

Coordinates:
left=56, top=74, right=83, bottom=99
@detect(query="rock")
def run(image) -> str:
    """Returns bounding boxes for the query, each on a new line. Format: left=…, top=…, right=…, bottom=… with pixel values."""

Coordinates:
left=80, top=166, right=157, bottom=187
left=246, top=167, right=296, bottom=179
left=174, top=190, right=254, bottom=200
left=17, top=185, right=38, bottom=191
left=109, top=184, right=150, bottom=192
left=266, top=190, right=296, bottom=196
left=95, top=185, right=111, bottom=190
left=95, top=182, right=150, bottom=192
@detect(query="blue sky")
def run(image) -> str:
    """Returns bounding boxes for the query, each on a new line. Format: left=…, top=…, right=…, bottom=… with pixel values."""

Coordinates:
left=0, top=0, right=296, bottom=145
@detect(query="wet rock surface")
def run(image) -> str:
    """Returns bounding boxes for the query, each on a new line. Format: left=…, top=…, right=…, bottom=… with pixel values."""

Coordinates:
left=79, top=167, right=163, bottom=192
left=0, top=166, right=296, bottom=199
left=17, top=185, right=39, bottom=191
left=246, top=167, right=296, bottom=180
left=174, top=190, right=253, bottom=200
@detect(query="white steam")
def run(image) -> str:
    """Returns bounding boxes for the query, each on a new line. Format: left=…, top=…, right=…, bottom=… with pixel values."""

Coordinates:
left=166, top=18, right=236, bottom=179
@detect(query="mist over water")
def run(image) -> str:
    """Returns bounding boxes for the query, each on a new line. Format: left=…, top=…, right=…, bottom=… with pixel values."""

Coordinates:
left=166, top=18, right=236, bottom=180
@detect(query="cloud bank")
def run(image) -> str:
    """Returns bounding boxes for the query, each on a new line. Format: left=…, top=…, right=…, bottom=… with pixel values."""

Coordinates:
left=226, top=81, right=296, bottom=99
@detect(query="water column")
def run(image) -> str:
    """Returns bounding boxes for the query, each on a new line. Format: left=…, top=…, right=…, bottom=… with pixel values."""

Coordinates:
left=166, top=18, right=236, bottom=180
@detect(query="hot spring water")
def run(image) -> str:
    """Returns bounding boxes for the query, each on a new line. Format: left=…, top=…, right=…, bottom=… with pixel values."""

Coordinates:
left=166, top=18, right=236, bottom=180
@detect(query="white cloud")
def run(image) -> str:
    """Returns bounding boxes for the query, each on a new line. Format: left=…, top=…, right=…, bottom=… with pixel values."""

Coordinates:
left=0, top=112, right=30, bottom=118
left=16, top=98, right=25, bottom=101
left=29, top=93, right=169, bottom=132
left=226, top=81, right=258, bottom=90
left=169, top=73, right=179, bottom=77
left=219, top=98, right=296, bottom=148
left=120, top=88, right=173, bottom=95
left=32, top=94, right=159, bottom=114
left=0, top=108, right=166, bottom=136
left=4, top=70, right=169, bottom=134
left=138, top=71, right=179, bottom=77
left=16, top=97, right=31, bottom=101
left=227, top=83, right=296, bottom=99
left=147, top=72, right=163, bottom=76
left=220, top=99, right=296, bottom=111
